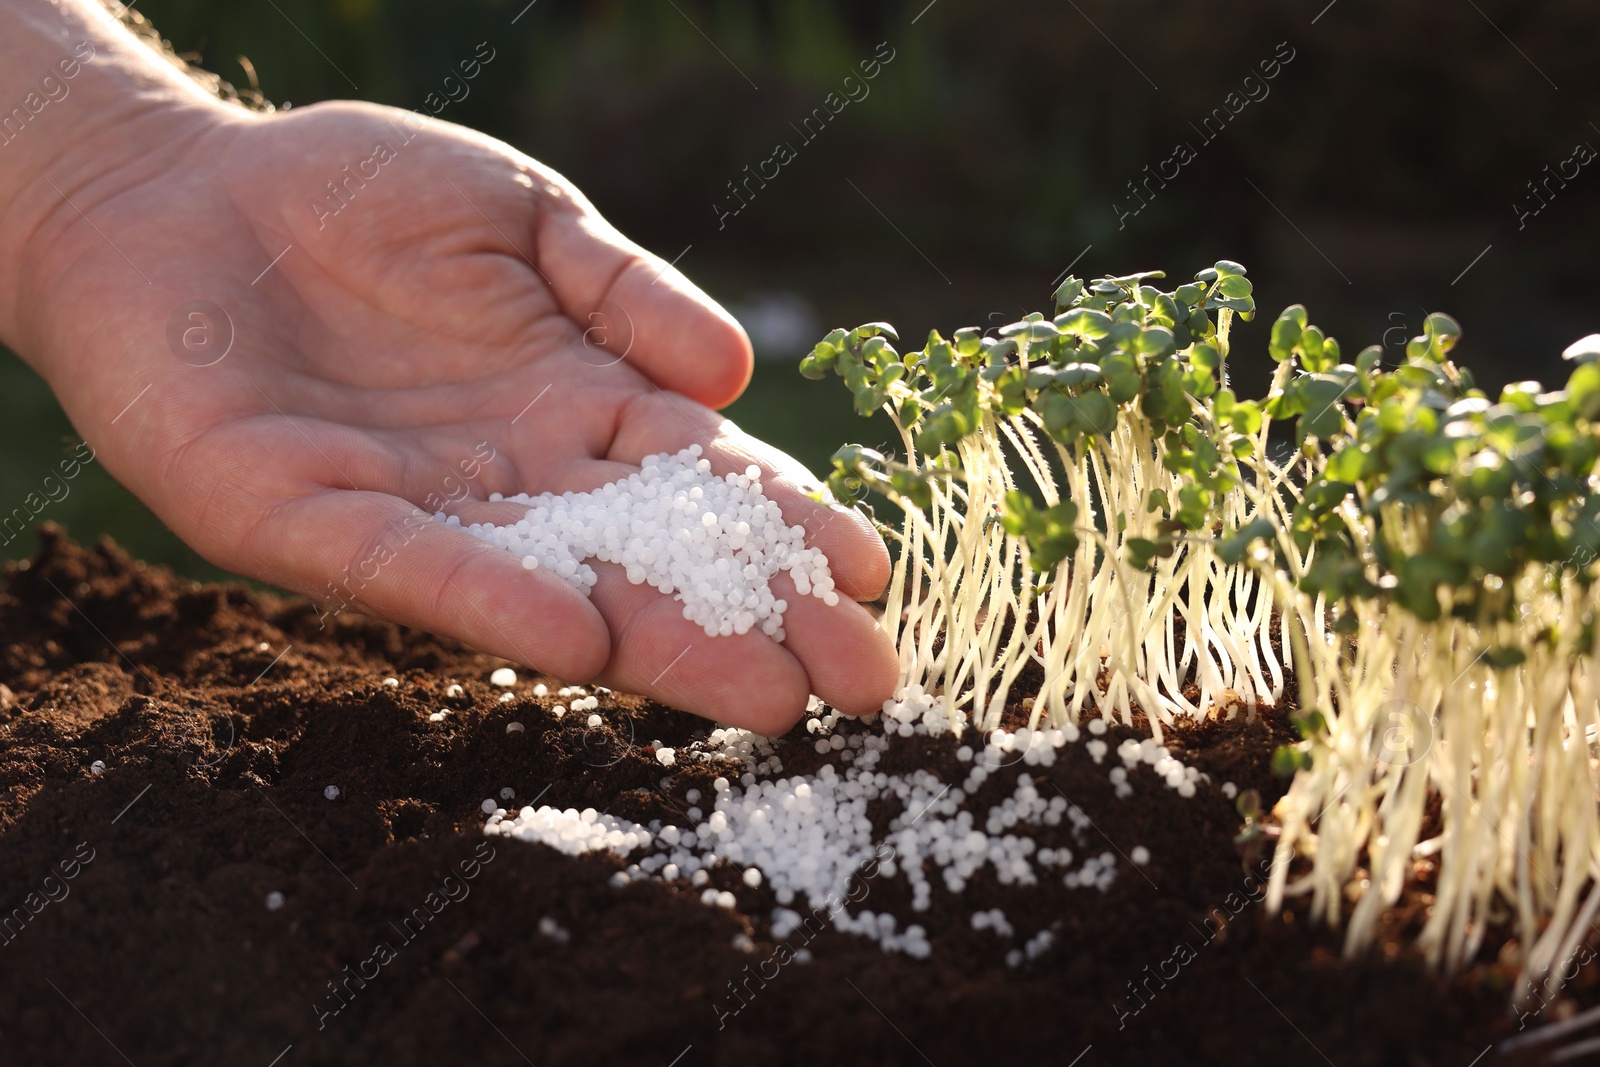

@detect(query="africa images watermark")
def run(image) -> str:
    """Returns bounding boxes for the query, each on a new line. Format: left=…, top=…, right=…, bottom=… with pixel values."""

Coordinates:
left=313, top=840, right=497, bottom=1029
left=1513, top=134, right=1596, bottom=231
left=0, top=841, right=97, bottom=948
left=314, top=440, right=498, bottom=629
left=0, top=440, right=97, bottom=549
left=1110, top=852, right=1275, bottom=1029
left=1514, top=939, right=1600, bottom=1031
left=711, top=841, right=894, bottom=1029
left=0, top=40, right=97, bottom=150
left=1112, top=40, right=1297, bottom=231
left=309, top=41, right=497, bottom=230
left=712, top=40, right=897, bottom=231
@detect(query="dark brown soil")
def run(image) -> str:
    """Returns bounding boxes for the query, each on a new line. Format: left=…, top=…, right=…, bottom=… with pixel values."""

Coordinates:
left=0, top=526, right=1576, bottom=1066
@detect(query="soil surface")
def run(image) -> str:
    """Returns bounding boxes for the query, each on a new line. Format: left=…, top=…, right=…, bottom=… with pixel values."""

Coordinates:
left=0, top=526, right=1585, bottom=1066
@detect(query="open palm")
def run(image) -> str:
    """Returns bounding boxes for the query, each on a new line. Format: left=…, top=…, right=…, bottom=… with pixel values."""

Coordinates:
left=17, top=100, right=896, bottom=732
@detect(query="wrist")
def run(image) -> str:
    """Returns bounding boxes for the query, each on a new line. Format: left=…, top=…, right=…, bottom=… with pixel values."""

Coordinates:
left=0, top=1, right=238, bottom=358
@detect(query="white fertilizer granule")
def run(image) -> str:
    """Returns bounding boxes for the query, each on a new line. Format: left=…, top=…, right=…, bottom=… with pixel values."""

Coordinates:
left=448, top=446, right=837, bottom=641
left=489, top=688, right=1192, bottom=963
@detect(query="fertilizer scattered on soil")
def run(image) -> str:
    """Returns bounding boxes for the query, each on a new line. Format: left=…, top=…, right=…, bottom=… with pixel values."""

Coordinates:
left=0, top=529, right=1530, bottom=1067
left=487, top=686, right=1214, bottom=961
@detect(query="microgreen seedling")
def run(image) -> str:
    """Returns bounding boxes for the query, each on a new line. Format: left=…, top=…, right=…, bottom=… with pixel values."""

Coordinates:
left=807, top=263, right=1600, bottom=998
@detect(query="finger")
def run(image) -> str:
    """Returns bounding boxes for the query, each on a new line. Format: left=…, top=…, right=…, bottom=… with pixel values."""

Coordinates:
left=601, top=256, right=754, bottom=409
left=531, top=179, right=754, bottom=409
left=766, top=573, right=899, bottom=716
left=586, top=562, right=811, bottom=734
left=605, top=390, right=892, bottom=601
left=235, top=489, right=611, bottom=683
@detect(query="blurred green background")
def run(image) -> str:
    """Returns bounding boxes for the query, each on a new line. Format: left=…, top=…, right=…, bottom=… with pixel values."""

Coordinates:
left=6, top=0, right=1600, bottom=578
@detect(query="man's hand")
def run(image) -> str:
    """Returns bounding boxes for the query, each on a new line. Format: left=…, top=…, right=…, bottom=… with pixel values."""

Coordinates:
left=1, top=28, right=897, bottom=733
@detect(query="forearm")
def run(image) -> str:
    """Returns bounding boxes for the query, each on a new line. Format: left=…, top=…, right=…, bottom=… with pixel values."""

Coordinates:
left=0, top=0, right=231, bottom=351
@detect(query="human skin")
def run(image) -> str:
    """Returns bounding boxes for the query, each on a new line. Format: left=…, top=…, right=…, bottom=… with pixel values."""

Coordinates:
left=0, top=0, right=896, bottom=733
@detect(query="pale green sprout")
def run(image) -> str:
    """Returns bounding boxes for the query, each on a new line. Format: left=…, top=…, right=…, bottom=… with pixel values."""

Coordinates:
left=807, top=271, right=1600, bottom=1004
left=804, top=263, right=1286, bottom=738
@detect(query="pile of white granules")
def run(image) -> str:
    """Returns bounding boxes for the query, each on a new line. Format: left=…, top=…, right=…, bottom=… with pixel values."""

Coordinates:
left=443, top=445, right=839, bottom=641
left=484, top=685, right=1220, bottom=966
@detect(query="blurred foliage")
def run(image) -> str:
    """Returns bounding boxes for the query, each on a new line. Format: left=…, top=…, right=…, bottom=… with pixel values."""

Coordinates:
left=5, top=0, right=1599, bottom=573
